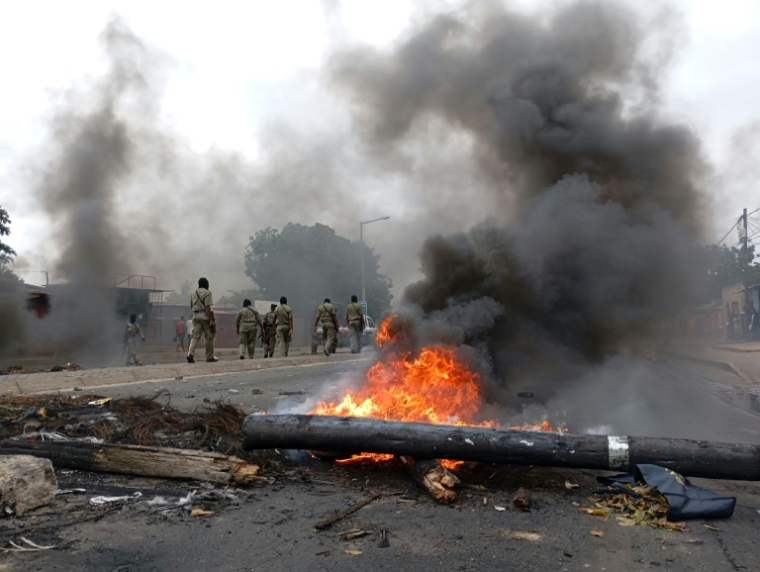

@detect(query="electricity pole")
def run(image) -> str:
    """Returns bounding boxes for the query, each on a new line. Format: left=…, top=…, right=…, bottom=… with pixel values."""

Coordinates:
left=359, top=216, right=390, bottom=317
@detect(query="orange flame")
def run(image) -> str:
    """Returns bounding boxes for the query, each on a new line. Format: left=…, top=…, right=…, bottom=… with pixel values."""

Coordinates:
left=310, top=314, right=562, bottom=468
left=374, top=313, right=398, bottom=349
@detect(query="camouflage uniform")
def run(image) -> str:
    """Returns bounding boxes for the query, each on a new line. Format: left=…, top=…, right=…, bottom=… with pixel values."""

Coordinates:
left=345, top=302, right=365, bottom=354
left=315, top=302, right=338, bottom=357
left=275, top=304, right=294, bottom=357
left=263, top=309, right=277, bottom=357
left=188, top=288, right=215, bottom=361
left=237, top=305, right=261, bottom=359
left=123, top=321, right=145, bottom=366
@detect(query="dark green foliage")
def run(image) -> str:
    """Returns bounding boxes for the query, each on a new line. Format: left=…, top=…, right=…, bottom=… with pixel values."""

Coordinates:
left=699, top=244, right=760, bottom=300
left=0, top=207, right=16, bottom=265
left=245, top=223, right=392, bottom=318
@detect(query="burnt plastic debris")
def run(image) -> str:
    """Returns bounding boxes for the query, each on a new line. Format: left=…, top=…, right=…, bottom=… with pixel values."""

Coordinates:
left=598, top=464, right=736, bottom=520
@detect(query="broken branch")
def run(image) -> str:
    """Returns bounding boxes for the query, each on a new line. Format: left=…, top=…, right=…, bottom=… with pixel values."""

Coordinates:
left=314, top=492, right=382, bottom=530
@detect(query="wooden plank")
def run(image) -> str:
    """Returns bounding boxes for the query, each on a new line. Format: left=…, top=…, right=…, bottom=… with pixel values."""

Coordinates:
left=0, top=441, right=260, bottom=486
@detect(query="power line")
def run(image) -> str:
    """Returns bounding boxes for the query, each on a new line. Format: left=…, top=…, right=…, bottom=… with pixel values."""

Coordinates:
left=717, top=219, right=740, bottom=246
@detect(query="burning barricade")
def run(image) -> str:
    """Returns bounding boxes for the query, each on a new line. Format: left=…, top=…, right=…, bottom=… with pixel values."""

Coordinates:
left=243, top=315, right=752, bottom=517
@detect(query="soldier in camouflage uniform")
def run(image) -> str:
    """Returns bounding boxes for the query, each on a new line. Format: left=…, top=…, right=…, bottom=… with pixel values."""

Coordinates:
left=345, top=295, right=365, bottom=354
left=313, top=298, right=339, bottom=357
left=263, top=304, right=278, bottom=358
left=236, top=299, right=264, bottom=359
left=275, top=296, right=294, bottom=357
left=123, top=313, right=146, bottom=366
left=187, top=277, right=217, bottom=363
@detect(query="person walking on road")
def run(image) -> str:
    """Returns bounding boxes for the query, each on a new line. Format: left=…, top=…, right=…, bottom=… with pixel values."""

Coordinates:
left=187, top=277, right=217, bottom=363
left=275, top=296, right=294, bottom=357
left=237, top=299, right=264, bottom=359
left=314, top=298, right=339, bottom=357
left=175, top=315, right=187, bottom=352
left=124, top=313, right=146, bottom=366
left=262, top=303, right=278, bottom=358
left=345, top=295, right=365, bottom=354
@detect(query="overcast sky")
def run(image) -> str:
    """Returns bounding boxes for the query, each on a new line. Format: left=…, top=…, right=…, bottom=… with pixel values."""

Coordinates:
left=1, top=0, right=759, bottom=297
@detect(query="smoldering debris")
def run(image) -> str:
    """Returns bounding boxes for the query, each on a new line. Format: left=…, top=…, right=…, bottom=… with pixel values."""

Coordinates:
left=327, top=1, right=709, bottom=390
left=0, top=394, right=252, bottom=458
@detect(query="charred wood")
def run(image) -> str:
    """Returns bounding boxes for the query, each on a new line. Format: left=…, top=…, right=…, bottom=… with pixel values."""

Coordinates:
left=399, top=456, right=459, bottom=503
left=0, top=440, right=260, bottom=486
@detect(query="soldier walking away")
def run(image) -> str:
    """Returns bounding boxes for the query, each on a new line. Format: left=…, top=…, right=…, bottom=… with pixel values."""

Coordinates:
left=263, top=303, right=278, bottom=358
left=175, top=315, right=187, bottom=352
left=237, top=299, right=264, bottom=359
left=187, top=277, right=218, bottom=363
left=345, top=295, right=365, bottom=354
left=124, top=314, right=146, bottom=366
left=314, top=298, right=339, bottom=357
left=275, top=296, right=294, bottom=357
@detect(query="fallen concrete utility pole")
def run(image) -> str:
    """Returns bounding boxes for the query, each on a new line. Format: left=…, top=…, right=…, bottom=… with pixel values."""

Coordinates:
left=1, top=441, right=260, bottom=486
left=242, top=414, right=760, bottom=481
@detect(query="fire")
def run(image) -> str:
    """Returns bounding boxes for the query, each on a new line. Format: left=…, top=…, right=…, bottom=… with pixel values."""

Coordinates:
left=310, top=314, right=561, bottom=468
left=374, top=313, right=397, bottom=348
left=312, top=346, right=484, bottom=425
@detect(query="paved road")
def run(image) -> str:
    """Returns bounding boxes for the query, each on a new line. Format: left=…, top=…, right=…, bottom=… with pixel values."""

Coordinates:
left=3, top=354, right=760, bottom=571
left=92, top=358, right=373, bottom=415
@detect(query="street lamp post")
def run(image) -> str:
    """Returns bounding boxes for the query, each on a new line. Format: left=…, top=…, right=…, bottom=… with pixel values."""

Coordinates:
left=360, top=216, right=390, bottom=316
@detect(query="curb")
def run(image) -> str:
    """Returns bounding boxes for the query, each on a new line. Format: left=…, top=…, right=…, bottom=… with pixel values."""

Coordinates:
left=660, top=350, right=751, bottom=384
left=710, top=345, right=760, bottom=354
left=2, top=352, right=371, bottom=396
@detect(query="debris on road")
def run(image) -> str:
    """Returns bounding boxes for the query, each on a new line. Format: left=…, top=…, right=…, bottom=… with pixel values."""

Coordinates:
left=513, top=487, right=532, bottom=511
left=378, top=528, right=390, bottom=548
left=400, top=456, right=459, bottom=504
left=89, top=492, right=143, bottom=506
left=598, top=464, right=736, bottom=520
left=190, top=508, right=215, bottom=517
left=3, top=536, right=70, bottom=552
left=314, top=492, right=383, bottom=530
left=0, top=455, right=57, bottom=516
left=590, top=530, right=605, bottom=537
left=581, top=488, right=690, bottom=532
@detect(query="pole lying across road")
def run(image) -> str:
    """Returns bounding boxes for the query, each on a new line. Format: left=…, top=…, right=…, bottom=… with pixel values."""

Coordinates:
left=243, top=414, right=760, bottom=481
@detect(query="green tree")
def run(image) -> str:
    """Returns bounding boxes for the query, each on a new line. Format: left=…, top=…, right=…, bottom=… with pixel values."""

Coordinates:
left=0, top=207, right=16, bottom=265
left=699, top=244, right=760, bottom=301
left=0, top=207, right=19, bottom=283
left=245, top=223, right=392, bottom=319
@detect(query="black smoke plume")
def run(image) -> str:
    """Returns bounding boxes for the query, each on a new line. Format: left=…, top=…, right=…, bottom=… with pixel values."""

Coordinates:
left=329, top=1, right=708, bottom=384
left=20, top=19, right=165, bottom=363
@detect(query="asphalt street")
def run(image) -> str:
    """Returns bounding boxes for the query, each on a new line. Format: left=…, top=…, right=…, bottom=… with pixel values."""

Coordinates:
left=89, top=357, right=373, bottom=415
left=3, top=354, right=760, bottom=571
